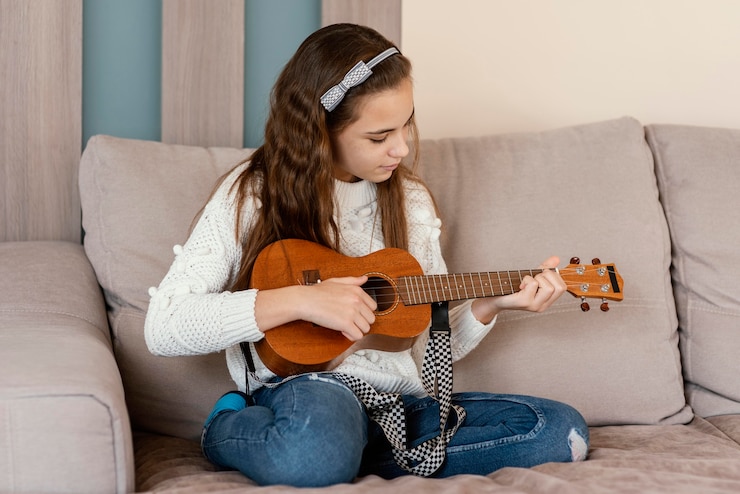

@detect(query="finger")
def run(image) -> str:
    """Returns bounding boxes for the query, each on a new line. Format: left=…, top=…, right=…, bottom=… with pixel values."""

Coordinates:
left=346, top=311, right=370, bottom=339
left=322, top=276, right=377, bottom=311
left=534, top=280, right=565, bottom=311
left=346, top=310, right=373, bottom=338
left=539, top=256, right=560, bottom=270
left=342, top=294, right=377, bottom=339
left=359, top=304, right=376, bottom=330
left=540, top=269, right=566, bottom=292
left=328, top=275, right=369, bottom=286
left=535, top=279, right=554, bottom=295
left=342, top=328, right=363, bottom=341
left=536, top=257, right=566, bottom=292
left=519, top=272, right=536, bottom=290
left=518, top=277, right=539, bottom=298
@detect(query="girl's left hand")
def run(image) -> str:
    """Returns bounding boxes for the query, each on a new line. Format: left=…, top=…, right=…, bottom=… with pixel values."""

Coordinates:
left=471, top=256, right=566, bottom=324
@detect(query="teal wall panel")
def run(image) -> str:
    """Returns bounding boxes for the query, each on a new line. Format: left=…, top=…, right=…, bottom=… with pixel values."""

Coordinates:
left=82, top=0, right=162, bottom=144
left=82, top=0, right=321, bottom=148
left=244, top=0, right=321, bottom=148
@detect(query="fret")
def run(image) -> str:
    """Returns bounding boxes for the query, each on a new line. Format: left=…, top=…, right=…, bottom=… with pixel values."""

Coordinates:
left=486, top=272, right=495, bottom=296
left=454, top=273, right=462, bottom=300
left=396, top=277, right=405, bottom=303
left=399, top=276, right=409, bottom=305
left=467, top=273, right=477, bottom=298
left=414, top=275, right=423, bottom=304
left=410, top=276, right=420, bottom=305
left=423, top=275, right=433, bottom=304
left=400, top=277, right=412, bottom=305
left=494, top=271, right=503, bottom=294
left=515, top=271, right=525, bottom=292
left=440, top=274, right=451, bottom=301
left=433, top=274, right=442, bottom=302
left=477, top=272, right=486, bottom=297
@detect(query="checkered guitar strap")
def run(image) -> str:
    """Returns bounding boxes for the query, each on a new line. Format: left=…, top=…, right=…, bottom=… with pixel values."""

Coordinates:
left=333, top=302, right=465, bottom=477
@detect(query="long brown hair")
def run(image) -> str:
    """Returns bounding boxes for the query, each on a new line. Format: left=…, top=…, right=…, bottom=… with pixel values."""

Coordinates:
left=229, top=23, right=423, bottom=291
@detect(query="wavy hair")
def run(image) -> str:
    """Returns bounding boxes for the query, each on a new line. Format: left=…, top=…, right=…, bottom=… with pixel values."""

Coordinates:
left=228, top=23, right=424, bottom=291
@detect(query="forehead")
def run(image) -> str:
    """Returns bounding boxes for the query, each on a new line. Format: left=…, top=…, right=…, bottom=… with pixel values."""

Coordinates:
left=350, top=78, right=414, bottom=131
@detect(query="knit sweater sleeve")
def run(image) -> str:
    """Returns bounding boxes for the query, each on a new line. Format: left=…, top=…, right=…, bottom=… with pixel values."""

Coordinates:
left=144, top=165, right=264, bottom=357
left=403, top=180, right=497, bottom=363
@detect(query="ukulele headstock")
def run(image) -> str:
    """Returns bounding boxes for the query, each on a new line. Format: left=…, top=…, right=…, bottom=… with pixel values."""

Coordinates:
left=561, top=257, right=624, bottom=312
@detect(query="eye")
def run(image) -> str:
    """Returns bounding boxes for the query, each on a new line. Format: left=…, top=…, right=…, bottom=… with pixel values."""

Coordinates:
left=370, top=136, right=388, bottom=144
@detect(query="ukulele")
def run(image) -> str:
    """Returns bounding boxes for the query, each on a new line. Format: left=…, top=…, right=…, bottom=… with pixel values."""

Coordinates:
left=250, top=239, right=623, bottom=377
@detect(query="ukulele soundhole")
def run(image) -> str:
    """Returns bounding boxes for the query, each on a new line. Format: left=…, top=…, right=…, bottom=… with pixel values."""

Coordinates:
left=362, top=274, right=400, bottom=316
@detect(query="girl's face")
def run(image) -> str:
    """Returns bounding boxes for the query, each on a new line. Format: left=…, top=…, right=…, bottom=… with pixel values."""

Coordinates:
left=332, top=78, right=414, bottom=183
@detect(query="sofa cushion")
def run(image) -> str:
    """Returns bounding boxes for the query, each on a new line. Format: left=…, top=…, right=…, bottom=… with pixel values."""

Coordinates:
left=647, top=124, right=740, bottom=417
left=420, top=117, right=691, bottom=425
left=80, top=136, right=251, bottom=439
left=79, top=118, right=692, bottom=441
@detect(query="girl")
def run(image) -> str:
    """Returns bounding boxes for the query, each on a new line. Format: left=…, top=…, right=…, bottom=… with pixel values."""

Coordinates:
left=145, top=23, right=589, bottom=488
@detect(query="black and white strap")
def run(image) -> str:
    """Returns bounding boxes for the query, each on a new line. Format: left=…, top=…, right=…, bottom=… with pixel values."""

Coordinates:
left=241, top=302, right=461, bottom=477
left=334, top=302, right=462, bottom=476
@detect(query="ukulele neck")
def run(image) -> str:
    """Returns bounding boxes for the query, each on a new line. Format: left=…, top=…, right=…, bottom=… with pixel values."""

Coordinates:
left=397, top=270, right=545, bottom=306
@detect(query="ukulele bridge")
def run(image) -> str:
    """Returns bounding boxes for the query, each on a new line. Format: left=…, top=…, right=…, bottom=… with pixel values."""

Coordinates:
left=302, top=270, right=321, bottom=285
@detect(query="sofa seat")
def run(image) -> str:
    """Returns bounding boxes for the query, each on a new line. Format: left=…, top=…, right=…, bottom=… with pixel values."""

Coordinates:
left=132, top=416, right=740, bottom=493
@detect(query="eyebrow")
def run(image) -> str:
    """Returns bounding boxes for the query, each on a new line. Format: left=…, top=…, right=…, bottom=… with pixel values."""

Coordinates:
left=365, top=108, right=415, bottom=135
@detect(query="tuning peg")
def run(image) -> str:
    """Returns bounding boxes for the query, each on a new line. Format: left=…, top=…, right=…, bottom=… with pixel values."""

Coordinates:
left=570, top=257, right=581, bottom=265
left=580, top=297, right=590, bottom=312
left=592, top=258, right=601, bottom=265
left=600, top=299, right=610, bottom=312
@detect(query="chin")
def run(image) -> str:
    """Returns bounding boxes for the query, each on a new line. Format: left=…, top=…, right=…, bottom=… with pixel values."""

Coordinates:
left=370, top=174, right=393, bottom=184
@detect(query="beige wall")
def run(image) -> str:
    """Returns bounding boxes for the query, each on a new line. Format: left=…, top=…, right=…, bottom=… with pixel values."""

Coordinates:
left=403, top=0, right=740, bottom=139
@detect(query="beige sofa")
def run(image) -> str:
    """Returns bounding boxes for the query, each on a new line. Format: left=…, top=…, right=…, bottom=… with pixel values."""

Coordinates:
left=2, top=117, right=740, bottom=493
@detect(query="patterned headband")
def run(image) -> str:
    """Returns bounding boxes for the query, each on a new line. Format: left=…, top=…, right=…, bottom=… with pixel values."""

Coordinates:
left=320, top=47, right=400, bottom=112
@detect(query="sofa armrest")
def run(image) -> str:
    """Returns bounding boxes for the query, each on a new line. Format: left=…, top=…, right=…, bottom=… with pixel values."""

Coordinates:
left=0, top=241, right=133, bottom=494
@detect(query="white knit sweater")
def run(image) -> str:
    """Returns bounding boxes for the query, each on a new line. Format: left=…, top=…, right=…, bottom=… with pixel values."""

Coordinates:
left=144, top=163, right=496, bottom=397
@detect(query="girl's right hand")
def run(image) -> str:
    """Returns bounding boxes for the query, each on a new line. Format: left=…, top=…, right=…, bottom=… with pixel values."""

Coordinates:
left=254, top=276, right=378, bottom=341
left=300, top=276, right=378, bottom=341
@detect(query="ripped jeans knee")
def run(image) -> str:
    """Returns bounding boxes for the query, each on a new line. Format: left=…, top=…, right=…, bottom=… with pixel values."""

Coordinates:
left=568, top=427, right=589, bottom=462
left=361, top=392, right=589, bottom=479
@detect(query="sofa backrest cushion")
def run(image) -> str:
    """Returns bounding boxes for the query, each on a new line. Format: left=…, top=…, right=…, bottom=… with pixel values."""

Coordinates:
left=420, top=117, right=691, bottom=426
left=79, top=118, right=693, bottom=440
left=647, top=124, right=740, bottom=417
left=80, top=136, right=250, bottom=439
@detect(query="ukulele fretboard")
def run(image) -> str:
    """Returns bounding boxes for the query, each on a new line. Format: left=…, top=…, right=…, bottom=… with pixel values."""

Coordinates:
left=396, top=270, right=544, bottom=306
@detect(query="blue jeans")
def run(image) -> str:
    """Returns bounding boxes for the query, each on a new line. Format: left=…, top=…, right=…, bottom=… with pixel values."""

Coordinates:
left=201, top=374, right=589, bottom=487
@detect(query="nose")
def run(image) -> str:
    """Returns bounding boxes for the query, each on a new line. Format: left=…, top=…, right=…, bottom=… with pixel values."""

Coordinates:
left=389, top=134, right=409, bottom=159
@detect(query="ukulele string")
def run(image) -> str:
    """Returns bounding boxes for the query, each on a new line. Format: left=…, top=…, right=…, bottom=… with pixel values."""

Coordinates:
left=360, top=266, right=613, bottom=304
